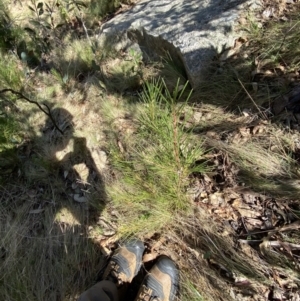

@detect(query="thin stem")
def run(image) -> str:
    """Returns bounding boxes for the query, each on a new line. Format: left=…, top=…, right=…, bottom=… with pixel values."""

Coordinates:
left=237, top=78, right=268, bottom=119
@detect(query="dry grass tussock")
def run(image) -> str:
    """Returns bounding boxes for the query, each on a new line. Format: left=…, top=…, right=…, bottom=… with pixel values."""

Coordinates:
left=1, top=1, right=300, bottom=301
left=0, top=184, right=104, bottom=301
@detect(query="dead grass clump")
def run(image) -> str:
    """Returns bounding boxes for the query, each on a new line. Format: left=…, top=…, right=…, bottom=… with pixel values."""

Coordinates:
left=100, top=57, right=143, bottom=93
left=205, top=120, right=300, bottom=197
left=51, top=38, right=96, bottom=79
left=0, top=184, right=104, bottom=301
left=191, top=3, right=300, bottom=112
left=88, top=0, right=137, bottom=20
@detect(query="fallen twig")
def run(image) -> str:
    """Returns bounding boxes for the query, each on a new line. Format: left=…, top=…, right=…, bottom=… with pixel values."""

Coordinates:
left=237, top=78, right=268, bottom=120
left=0, top=88, right=63, bottom=134
left=278, top=220, right=300, bottom=232
left=238, top=239, right=262, bottom=245
left=238, top=220, right=300, bottom=237
left=267, top=240, right=300, bottom=251
left=240, top=238, right=300, bottom=252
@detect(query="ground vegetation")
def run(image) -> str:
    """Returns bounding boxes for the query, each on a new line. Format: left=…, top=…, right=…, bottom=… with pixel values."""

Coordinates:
left=1, top=0, right=300, bottom=300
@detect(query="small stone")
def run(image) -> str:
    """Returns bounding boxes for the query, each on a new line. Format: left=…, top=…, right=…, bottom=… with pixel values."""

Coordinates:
left=71, top=182, right=78, bottom=190
left=200, top=191, right=208, bottom=198
left=209, top=193, right=224, bottom=206
left=262, top=8, right=274, bottom=19
left=73, top=194, right=87, bottom=203
left=238, top=17, right=247, bottom=25
left=193, top=111, right=202, bottom=122
left=111, top=210, right=120, bottom=217
left=206, top=131, right=217, bottom=138
left=91, top=149, right=107, bottom=170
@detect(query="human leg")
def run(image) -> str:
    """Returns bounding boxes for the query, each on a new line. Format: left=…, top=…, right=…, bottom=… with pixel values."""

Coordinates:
left=77, top=240, right=145, bottom=301
left=78, top=280, right=119, bottom=301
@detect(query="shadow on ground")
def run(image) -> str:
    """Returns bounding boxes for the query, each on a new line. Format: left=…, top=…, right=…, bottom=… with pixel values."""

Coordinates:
left=0, top=105, right=111, bottom=300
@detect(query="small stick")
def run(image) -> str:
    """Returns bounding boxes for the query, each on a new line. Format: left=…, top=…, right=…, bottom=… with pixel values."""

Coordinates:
left=0, top=88, right=64, bottom=134
left=237, top=78, right=268, bottom=120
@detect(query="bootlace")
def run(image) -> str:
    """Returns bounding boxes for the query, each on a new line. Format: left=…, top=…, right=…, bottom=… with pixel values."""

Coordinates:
left=136, top=285, right=161, bottom=301
left=103, top=261, right=127, bottom=286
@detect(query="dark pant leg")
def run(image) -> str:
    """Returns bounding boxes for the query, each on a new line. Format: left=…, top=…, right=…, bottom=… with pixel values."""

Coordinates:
left=78, top=280, right=119, bottom=301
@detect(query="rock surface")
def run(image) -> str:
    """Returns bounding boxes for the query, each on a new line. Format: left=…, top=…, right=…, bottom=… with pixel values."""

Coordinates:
left=100, top=0, right=261, bottom=88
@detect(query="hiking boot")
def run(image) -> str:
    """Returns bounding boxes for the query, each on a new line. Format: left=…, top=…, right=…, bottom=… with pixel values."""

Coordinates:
left=103, top=240, right=145, bottom=286
left=135, top=255, right=179, bottom=301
